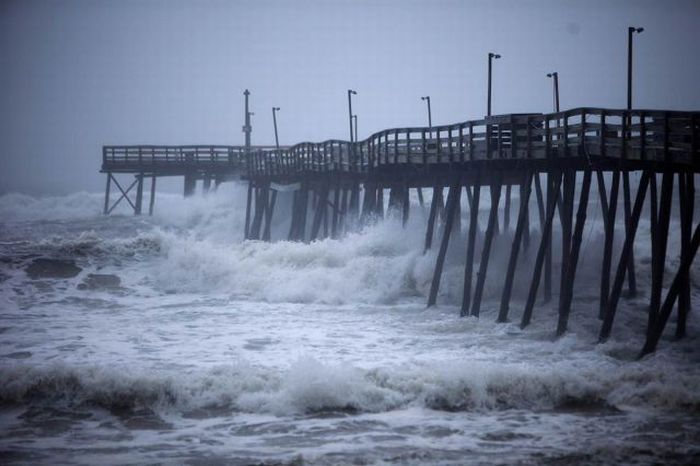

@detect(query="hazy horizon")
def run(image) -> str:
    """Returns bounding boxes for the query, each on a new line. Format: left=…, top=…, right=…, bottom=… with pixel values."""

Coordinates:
left=2, top=0, right=699, bottom=195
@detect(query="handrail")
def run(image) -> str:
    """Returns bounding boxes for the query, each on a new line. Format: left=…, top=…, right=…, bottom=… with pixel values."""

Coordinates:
left=102, top=107, right=700, bottom=176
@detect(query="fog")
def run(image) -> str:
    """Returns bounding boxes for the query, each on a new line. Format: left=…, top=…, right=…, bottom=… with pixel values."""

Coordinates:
left=1, top=0, right=699, bottom=195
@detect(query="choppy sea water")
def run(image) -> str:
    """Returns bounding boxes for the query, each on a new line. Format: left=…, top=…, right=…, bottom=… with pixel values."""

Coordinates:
left=1, top=184, right=699, bottom=465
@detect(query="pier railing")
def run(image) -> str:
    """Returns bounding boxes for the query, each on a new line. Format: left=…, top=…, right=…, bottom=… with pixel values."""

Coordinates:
left=101, top=108, right=699, bottom=177
left=247, top=108, right=699, bottom=176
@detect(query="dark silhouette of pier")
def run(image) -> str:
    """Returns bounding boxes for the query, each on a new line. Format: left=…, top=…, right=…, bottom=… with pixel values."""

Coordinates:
left=101, top=104, right=699, bottom=358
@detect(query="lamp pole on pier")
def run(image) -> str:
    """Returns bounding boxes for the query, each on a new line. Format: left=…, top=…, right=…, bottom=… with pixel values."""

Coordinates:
left=627, top=27, right=644, bottom=111
left=272, top=107, right=281, bottom=150
left=352, top=114, right=358, bottom=142
left=243, top=89, right=252, bottom=152
left=421, top=96, right=432, bottom=128
left=546, top=72, right=560, bottom=112
left=348, top=89, right=357, bottom=142
left=487, top=52, right=501, bottom=117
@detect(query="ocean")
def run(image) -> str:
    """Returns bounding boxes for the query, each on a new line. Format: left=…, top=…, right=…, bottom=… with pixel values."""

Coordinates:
left=1, top=183, right=699, bottom=465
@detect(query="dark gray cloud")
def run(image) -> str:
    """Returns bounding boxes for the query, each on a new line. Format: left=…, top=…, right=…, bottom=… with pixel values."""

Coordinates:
left=1, top=0, right=698, bottom=194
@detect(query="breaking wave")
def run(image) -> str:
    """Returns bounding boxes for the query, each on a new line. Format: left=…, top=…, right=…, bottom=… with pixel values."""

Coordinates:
left=2, top=356, right=699, bottom=416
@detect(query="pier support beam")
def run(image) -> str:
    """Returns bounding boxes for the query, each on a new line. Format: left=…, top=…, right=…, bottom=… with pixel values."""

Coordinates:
left=184, top=172, right=197, bottom=197
left=647, top=172, right=674, bottom=340
left=557, top=169, right=592, bottom=336
left=149, top=176, right=156, bottom=216
left=471, top=177, right=502, bottom=317
left=262, top=189, right=278, bottom=242
left=641, top=219, right=700, bottom=356
left=424, top=181, right=443, bottom=253
left=599, top=171, right=650, bottom=342
left=427, top=176, right=461, bottom=307
left=461, top=179, right=481, bottom=317
left=599, top=170, right=620, bottom=319
left=497, top=172, right=533, bottom=323
left=134, top=175, right=144, bottom=215
left=521, top=172, right=562, bottom=329
left=103, top=173, right=112, bottom=215
left=677, top=172, right=694, bottom=338
left=622, top=171, right=637, bottom=296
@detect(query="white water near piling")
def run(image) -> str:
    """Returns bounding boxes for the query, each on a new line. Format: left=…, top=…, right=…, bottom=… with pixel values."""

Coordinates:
left=1, top=183, right=699, bottom=465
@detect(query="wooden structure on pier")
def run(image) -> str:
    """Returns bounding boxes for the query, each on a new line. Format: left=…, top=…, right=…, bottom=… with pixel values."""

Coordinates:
left=101, top=107, right=700, bottom=357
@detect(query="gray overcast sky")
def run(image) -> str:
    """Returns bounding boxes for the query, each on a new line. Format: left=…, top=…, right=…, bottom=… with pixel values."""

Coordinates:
left=1, top=0, right=699, bottom=194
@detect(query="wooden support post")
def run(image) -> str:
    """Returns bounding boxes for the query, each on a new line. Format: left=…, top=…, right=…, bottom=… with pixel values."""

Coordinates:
left=641, top=219, right=700, bottom=357
left=339, top=187, right=349, bottom=235
left=331, top=182, right=341, bottom=238
left=134, top=175, right=144, bottom=215
left=388, top=185, right=401, bottom=216
left=497, top=172, right=533, bottom=323
left=262, top=189, right=278, bottom=242
left=377, top=186, right=384, bottom=219
left=523, top=181, right=531, bottom=251
left=402, top=183, right=410, bottom=227
left=103, top=173, right=112, bottom=215
left=287, top=190, right=299, bottom=241
left=599, top=170, right=621, bottom=319
left=543, top=173, right=556, bottom=302
left=245, top=181, right=253, bottom=240
left=534, top=174, right=545, bottom=228
left=424, top=181, right=443, bottom=253
left=599, top=171, right=650, bottom=342
left=504, top=184, right=512, bottom=232
left=647, top=172, right=673, bottom=339
left=349, top=183, right=360, bottom=220
left=676, top=172, right=693, bottom=339
left=148, top=176, right=156, bottom=216
left=622, top=171, right=637, bottom=296
left=417, top=188, right=424, bottom=207
left=460, top=180, right=481, bottom=317
left=298, top=183, right=309, bottom=242
left=521, top=172, right=562, bottom=329
left=311, top=184, right=329, bottom=241
left=427, top=176, right=461, bottom=307
left=557, top=170, right=576, bottom=318
left=184, top=172, right=196, bottom=197
left=471, top=178, right=503, bottom=317
left=361, top=183, right=376, bottom=223
left=249, top=184, right=268, bottom=240
left=202, top=176, right=212, bottom=195
left=556, top=169, right=592, bottom=336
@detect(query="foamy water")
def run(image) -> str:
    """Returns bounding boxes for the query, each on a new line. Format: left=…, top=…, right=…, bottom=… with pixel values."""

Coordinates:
left=1, top=183, right=699, bottom=465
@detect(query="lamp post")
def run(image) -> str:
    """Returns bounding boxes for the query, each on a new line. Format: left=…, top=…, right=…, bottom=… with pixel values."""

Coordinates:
left=627, top=27, right=644, bottom=110
left=352, top=114, right=358, bottom=142
left=243, top=89, right=252, bottom=152
left=624, top=26, right=643, bottom=298
left=272, top=107, right=280, bottom=150
left=546, top=72, right=560, bottom=112
left=421, top=96, right=432, bottom=128
left=348, top=89, right=357, bottom=142
left=487, top=52, right=501, bottom=116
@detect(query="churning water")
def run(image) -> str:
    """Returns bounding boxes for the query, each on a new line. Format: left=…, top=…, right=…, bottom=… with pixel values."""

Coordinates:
left=1, top=184, right=699, bottom=465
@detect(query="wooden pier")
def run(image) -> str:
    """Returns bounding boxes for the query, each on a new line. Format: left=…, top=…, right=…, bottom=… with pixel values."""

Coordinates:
left=101, top=106, right=700, bottom=357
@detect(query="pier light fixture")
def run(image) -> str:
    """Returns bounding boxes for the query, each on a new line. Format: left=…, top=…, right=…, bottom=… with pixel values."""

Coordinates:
left=272, top=107, right=281, bottom=150
left=348, top=89, right=357, bottom=142
left=487, top=52, right=501, bottom=116
left=627, top=26, right=644, bottom=110
left=421, top=96, right=432, bottom=129
left=546, top=72, right=560, bottom=112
